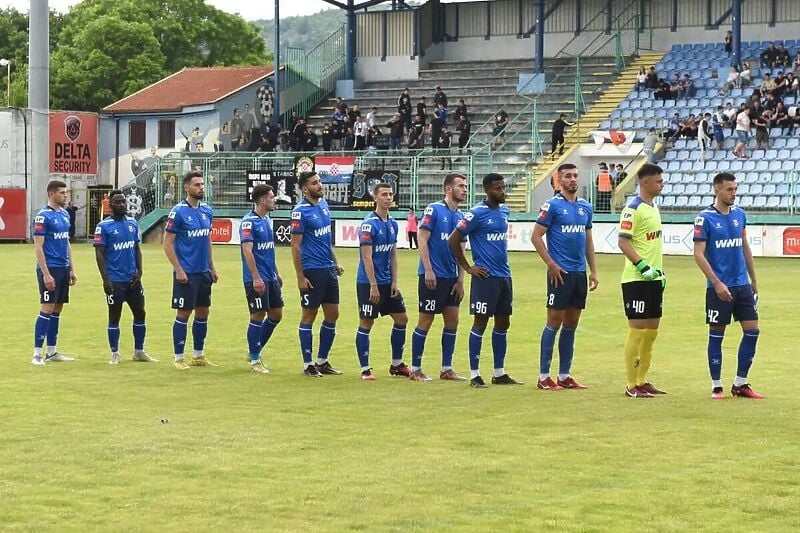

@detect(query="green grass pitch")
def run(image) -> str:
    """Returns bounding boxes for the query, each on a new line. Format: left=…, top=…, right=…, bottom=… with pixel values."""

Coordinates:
left=1, top=243, right=798, bottom=530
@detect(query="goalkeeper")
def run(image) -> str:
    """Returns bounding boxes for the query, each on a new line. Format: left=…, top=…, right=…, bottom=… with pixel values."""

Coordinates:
left=616, top=164, right=667, bottom=398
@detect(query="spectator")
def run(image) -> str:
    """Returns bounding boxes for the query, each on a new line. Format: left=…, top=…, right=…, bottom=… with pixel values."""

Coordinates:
left=321, top=122, right=332, bottom=151
left=332, top=108, right=345, bottom=150
left=303, top=129, right=318, bottom=151
left=291, top=118, right=306, bottom=151
left=724, top=30, right=732, bottom=56
left=773, top=102, right=791, bottom=134
left=636, top=67, right=647, bottom=92
left=434, top=102, right=447, bottom=125
left=429, top=113, right=443, bottom=149
left=733, top=106, right=751, bottom=159
left=410, top=115, right=425, bottom=149
left=67, top=201, right=79, bottom=241
left=760, top=42, right=780, bottom=69
left=680, top=114, right=699, bottom=140
left=763, top=91, right=778, bottom=112
left=416, top=97, right=427, bottom=124
left=398, top=88, right=413, bottom=132
left=753, top=109, right=771, bottom=151
left=794, top=52, right=800, bottom=74
left=439, top=125, right=452, bottom=170
left=642, top=128, right=659, bottom=163
left=366, top=106, right=378, bottom=129
left=698, top=112, right=712, bottom=162
left=761, top=72, right=777, bottom=96
left=665, top=113, right=681, bottom=141
left=335, top=96, right=348, bottom=114
left=739, top=61, right=753, bottom=87
left=787, top=72, right=799, bottom=98
left=551, top=113, right=573, bottom=157
left=669, top=74, right=682, bottom=99
left=454, top=99, right=468, bottom=122
left=655, top=78, right=673, bottom=101
left=342, top=126, right=355, bottom=151
left=723, top=101, right=738, bottom=134
left=255, top=133, right=273, bottom=153
left=681, top=74, right=694, bottom=98
left=491, top=109, right=509, bottom=150
left=718, top=67, right=740, bottom=96
left=615, top=164, right=627, bottom=185
left=595, top=163, right=614, bottom=213
left=788, top=105, right=800, bottom=134
left=712, top=106, right=727, bottom=150
left=353, top=115, right=368, bottom=150
left=433, top=86, right=448, bottom=109
left=406, top=209, right=418, bottom=249
left=387, top=114, right=404, bottom=152
left=457, top=114, right=471, bottom=153
left=645, top=66, right=659, bottom=90
left=776, top=42, right=791, bottom=68
left=772, top=71, right=788, bottom=98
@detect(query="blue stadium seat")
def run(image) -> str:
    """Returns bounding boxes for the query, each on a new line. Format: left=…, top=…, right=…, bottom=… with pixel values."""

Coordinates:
left=744, top=171, right=759, bottom=184
left=782, top=160, right=797, bottom=172
left=773, top=172, right=787, bottom=183
left=787, top=139, right=800, bottom=149
left=680, top=161, right=694, bottom=171
left=672, top=183, right=686, bottom=195
left=632, top=109, right=644, bottom=119
left=630, top=100, right=642, bottom=109
left=677, top=149, right=690, bottom=160
left=675, top=196, right=689, bottom=208
left=619, top=100, right=630, bottom=109
left=737, top=183, right=750, bottom=195
left=599, top=120, right=611, bottom=129
left=662, top=196, right=676, bottom=208
left=688, top=195, right=703, bottom=208
left=758, top=172, right=773, bottom=184
left=666, top=161, right=680, bottom=171
left=755, top=160, right=769, bottom=171
left=779, top=196, right=789, bottom=209
left=763, top=183, right=776, bottom=195
left=621, top=109, right=633, bottom=119
left=740, top=196, right=754, bottom=208
left=766, top=196, right=780, bottom=209
left=730, top=160, right=744, bottom=171
left=777, top=183, right=790, bottom=195
left=698, top=183, right=712, bottom=195
left=653, top=100, right=664, bottom=108
left=770, top=128, right=782, bottom=137
left=742, top=160, right=756, bottom=171
left=684, top=183, right=698, bottom=195
left=749, top=183, right=763, bottom=195
left=753, top=196, right=768, bottom=209
left=674, top=139, right=687, bottom=149
left=705, top=161, right=718, bottom=171
left=768, top=160, right=782, bottom=171
left=681, top=173, right=697, bottom=184
left=641, top=99, right=653, bottom=109
left=664, top=100, right=676, bottom=108
left=773, top=139, right=787, bottom=150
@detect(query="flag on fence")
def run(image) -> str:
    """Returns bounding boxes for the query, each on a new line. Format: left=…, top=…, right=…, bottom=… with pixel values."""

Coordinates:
left=315, top=156, right=355, bottom=183
left=588, top=130, right=635, bottom=151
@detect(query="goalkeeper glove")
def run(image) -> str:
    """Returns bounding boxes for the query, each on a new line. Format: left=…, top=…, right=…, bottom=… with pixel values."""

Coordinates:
left=634, top=260, right=658, bottom=281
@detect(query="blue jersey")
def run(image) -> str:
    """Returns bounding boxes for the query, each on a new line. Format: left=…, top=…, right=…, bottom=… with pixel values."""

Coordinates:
left=417, top=200, right=465, bottom=278
left=693, top=205, right=750, bottom=287
left=357, top=212, right=398, bottom=284
left=93, top=216, right=140, bottom=282
left=165, top=200, right=213, bottom=274
left=291, top=198, right=334, bottom=270
left=32, top=206, right=71, bottom=268
left=239, top=210, right=278, bottom=283
left=456, top=200, right=511, bottom=278
left=535, top=194, right=593, bottom=272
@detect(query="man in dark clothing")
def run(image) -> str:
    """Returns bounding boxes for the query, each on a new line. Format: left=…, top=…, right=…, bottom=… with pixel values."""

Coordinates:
left=439, top=126, right=452, bottom=170
left=417, top=97, right=428, bottom=125
left=321, top=122, right=332, bottom=151
left=457, top=114, right=471, bottom=152
left=433, top=86, right=448, bottom=109
left=551, top=113, right=573, bottom=157
left=398, top=88, right=413, bottom=132
left=429, top=115, right=443, bottom=149
left=454, top=99, right=468, bottom=122
left=491, top=110, right=509, bottom=150
left=291, top=119, right=306, bottom=151
left=760, top=42, right=780, bottom=69
left=343, top=127, right=356, bottom=151
left=411, top=115, right=425, bottom=149
left=387, top=114, right=405, bottom=151
left=67, top=202, right=79, bottom=242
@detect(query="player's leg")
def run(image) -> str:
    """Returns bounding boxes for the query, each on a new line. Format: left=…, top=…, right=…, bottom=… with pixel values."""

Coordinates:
left=731, top=285, right=763, bottom=398
left=128, top=282, right=154, bottom=362
left=189, top=273, right=214, bottom=366
left=413, top=275, right=437, bottom=375
left=539, top=275, right=565, bottom=388
left=106, top=287, right=124, bottom=365
left=379, top=285, right=409, bottom=377
left=248, top=310, right=269, bottom=373
left=171, top=273, right=197, bottom=369
left=45, top=268, right=74, bottom=362
left=356, top=309, right=376, bottom=381
left=468, top=277, right=493, bottom=387
left=706, top=286, right=731, bottom=398
left=33, top=269, right=55, bottom=365
left=621, top=281, right=654, bottom=397
left=258, top=281, right=284, bottom=363
left=556, top=273, right=588, bottom=389
left=298, top=269, right=323, bottom=376
left=489, top=279, right=521, bottom=385
left=440, top=305, right=464, bottom=380
left=634, top=281, right=663, bottom=394
left=315, top=269, right=341, bottom=374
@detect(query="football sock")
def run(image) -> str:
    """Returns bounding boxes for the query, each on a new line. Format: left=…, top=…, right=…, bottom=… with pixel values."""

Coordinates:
left=192, top=319, right=208, bottom=352
left=558, top=327, right=576, bottom=377
left=259, top=318, right=279, bottom=353
left=493, top=367, right=505, bottom=378
left=107, top=323, right=121, bottom=353
left=391, top=325, right=406, bottom=360
left=317, top=321, right=336, bottom=364
left=539, top=325, right=558, bottom=377
left=468, top=328, right=484, bottom=372
left=247, top=320, right=262, bottom=361
left=298, top=322, right=313, bottom=365
left=34, top=312, right=50, bottom=350
left=636, top=329, right=659, bottom=385
left=411, top=327, right=427, bottom=371
left=624, top=328, right=645, bottom=389
left=132, top=321, right=146, bottom=351
left=173, top=318, right=188, bottom=358
left=736, top=329, right=759, bottom=381
left=441, top=328, right=457, bottom=369
left=707, top=330, right=725, bottom=381
left=491, top=328, right=507, bottom=372
left=356, top=327, right=371, bottom=369
left=46, top=312, right=60, bottom=354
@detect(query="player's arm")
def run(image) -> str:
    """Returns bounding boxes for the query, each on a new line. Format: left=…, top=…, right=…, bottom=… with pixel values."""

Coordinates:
left=448, top=229, right=487, bottom=279
left=94, top=246, right=113, bottom=295
left=66, top=239, right=77, bottom=285
left=742, top=229, right=758, bottom=298
left=417, top=227, right=436, bottom=289
left=34, top=235, right=55, bottom=290
left=330, top=243, right=344, bottom=276
left=390, top=245, right=400, bottom=297
left=532, top=223, right=565, bottom=286
left=207, top=233, right=218, bottom=283
left=242, top=241, right=265, bottom=295
left=163, top=232, right=187, bottom=283
left=453, top=242, right=467, bottom=300
left=585, top=228, right=599, bottom=291
left=291, top=233, right=312, bottom=291
left=618, top=210, right=662, bottom=281
left=361, top=244, right=380, bottom=304
left=133, top=243, right=143, bottom=284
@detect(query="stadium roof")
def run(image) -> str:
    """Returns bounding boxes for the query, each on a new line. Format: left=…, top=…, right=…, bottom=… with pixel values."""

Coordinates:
left=103, top=66, right=274, bottom=114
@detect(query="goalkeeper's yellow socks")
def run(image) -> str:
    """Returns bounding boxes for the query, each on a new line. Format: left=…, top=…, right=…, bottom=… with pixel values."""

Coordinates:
left=637, top=329, right=659, bottom=385
left=624, top=328, right=645, bottom=389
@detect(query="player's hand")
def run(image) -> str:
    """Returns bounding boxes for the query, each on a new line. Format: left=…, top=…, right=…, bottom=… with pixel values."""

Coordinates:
left=714, top=280, right=733, bottom=302
left=210, top=267, right=219, bottom=283
left=634, top=260, right=658, bottom=281
left=547, top=262, right=567, bottom=287
left=369, top=284, right=380, bottom=304
left=451, top=280, right=465, bottom=301
left=588, top=272, right=599, bottom=291
left=43, top=273, right=56, bottom=291
left=424, top=269, right=437, bottom=290
left=390, top=282, right=400, bottom=298
left=103, top=280, right=113, bottom=296
left=654, top=269, right=667, bottom=289
left=277, top=274, right=283, bottom=288
left=132, top=270, right=142, bottom=285
left=335, top=264, right=345, bottom=276
left=253, top=277, right=266, bottom=296
left=468, top=265, right=489, bottom=279
left=297, top=276, right=313, bottom=291
left=69, top=270, right=77, bottom=286
left=175, top=268, right=189, bottom=284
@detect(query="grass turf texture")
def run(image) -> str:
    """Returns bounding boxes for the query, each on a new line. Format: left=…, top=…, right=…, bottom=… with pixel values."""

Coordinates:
left=1, top=243, right=798, bottom=531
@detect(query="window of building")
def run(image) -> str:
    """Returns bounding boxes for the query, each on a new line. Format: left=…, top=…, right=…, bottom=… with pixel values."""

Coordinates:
left=128, top=121, right=146, bottom=149
left=158, top=120, right=176, bottom=149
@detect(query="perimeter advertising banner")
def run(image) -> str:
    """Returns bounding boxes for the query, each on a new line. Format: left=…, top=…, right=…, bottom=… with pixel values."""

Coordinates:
left=0, top=188, right=27, bottom=240
left=49, top=112, right=98, bottom=175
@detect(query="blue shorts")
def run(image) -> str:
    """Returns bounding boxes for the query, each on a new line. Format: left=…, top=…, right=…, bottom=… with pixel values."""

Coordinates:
left=706, top=284, right=758, bottom=325
left=713, top=128, right=725, bottom=143
left=357, top=283, right=406, bottom=319
left=37, top=266, right=70, bottom=304
left=546, top=271, right=588, bottom=309
left=172, top=272, right=212, bottom=310
left=418, top=276, right=461, bottom=314
left=470, top=276, right=513, bottom=316
left=107, top=280, right=145, bottom=309
left=245, top=280, right=284, bottom=312
left=300, top=268, right=340, bottom=308
left=736, top=130, right=748, bottom=143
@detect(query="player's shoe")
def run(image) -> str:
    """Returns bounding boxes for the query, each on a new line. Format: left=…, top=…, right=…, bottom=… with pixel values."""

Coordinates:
left=173, top=359, right=191, bottom=370
left=304, top=365, right=323, bottom=378
left=45, top=352, right=75, bottom=362
left=439, top=369, right=467, bottom=381
left=711, top=387, right=725, bottom=400
left=133, top=351, right=158, bottom=362
left=491, top=374, right=523, bottom=385
left=190, top=357, right=218, bottom=367
left=389, top=362, right=411, bottom=377
left=470, top=375, right=488, bottom=388
left=360, top=369, right=376, bottom=381
left=537, top=377, right=564, bottom=390
left=316, top=361, right=343, bottom=375
left=249, top=360, right=270, bottom=374
left=639, top=382, right=667, bottom=395
left=730, top=383, right=765, bottom=399
left=109, top=353, right=121, bottom=365
left=31, top=355, right=46, bottom=366
left=557, top=376, right=588, bottom=389
left=625, top=386, right=653, bottom=398
left=409, top=370, right=432, bottom=382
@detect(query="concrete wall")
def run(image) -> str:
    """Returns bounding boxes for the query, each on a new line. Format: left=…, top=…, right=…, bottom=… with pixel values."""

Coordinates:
left=356, top=56, right=421, bottom=82
left=0, top=108, right=29, bottom=189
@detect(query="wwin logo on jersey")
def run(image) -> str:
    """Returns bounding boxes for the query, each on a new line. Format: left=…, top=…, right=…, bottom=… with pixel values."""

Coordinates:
left=374, top=244, right=394, bottom=252
left=314, top=226, right=331, bottom=237
left=714, top=238, right=743, bottom=249
left=53, top=231, right=70, bottom=240
left=561, top=225, right=586, bottom=233
left=486, top=233, right=506, bottom=241
left=257, top=241, right=275, bottom=251
left=112, top=241, right=136, bottom=251
left=187, top=228, right=210, bottom=238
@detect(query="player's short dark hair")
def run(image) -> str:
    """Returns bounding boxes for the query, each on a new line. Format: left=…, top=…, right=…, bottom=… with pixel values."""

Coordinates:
left=637, top=163, right=663, bottom=180
left=713, top=172, right=736, bottom=186
left=557, top=163, right=577, bottom=174
left=482, top=173, right=504, bottom=190
left=372, top=182, right=393, bottom=196
left=443, top=173, right=466, bottom=188
left=252, top=184, right=273, bottom=203
left=109, top=189, right=124, bottom=200
left=298, top=171, right=318, bottom=188
left=47, top=180, right=67, bottom=192
left=183, top=171, right=203, bottom=185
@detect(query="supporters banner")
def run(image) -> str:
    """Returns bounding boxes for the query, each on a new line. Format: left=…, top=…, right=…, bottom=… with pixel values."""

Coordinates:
left=0, top=188, right=27, bottom=240
left=588, top=130, right=635, bottom=151
left=246, top=170, right=297, bottom=207
left=49, top=112, right=98, bottom=175
left=316, top=155, right=355, bottom=208
left=350, top=169, right=401, bottom=210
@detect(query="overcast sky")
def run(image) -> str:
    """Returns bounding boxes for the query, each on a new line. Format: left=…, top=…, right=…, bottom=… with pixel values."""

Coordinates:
left=1, top=0, right=336, bottom=20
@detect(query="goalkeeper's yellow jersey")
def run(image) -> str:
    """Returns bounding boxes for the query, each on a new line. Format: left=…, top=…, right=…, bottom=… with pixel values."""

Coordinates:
left=618, top=196, right=663, bottom=283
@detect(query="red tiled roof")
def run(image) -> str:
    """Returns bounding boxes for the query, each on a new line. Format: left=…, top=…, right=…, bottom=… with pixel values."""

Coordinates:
left=103, top=66, right=274, bottom=114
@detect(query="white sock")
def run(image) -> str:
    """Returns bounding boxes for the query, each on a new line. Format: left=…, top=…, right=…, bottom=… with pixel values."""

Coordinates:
left=361, top=366, right=371, bottom=372
left=111, top=351, right=120, bottom=357
left=47, top=346, right=56, bottom=356
left=134, top=349, right=145, bottom=356
left=391, top=359, right=402, bottom=367
left=470, top=369, right=480, bottom=379
left=304, top=362, right=313, bottom=369
left=540, top=373, right=550, bottom=381
left=558, top=373, right=569, bottom=381
left=712, top=379, right=723, bottom=388
left=192, top=350, right=204, bottom=359
left=493, top=368, right=505, bottom=378
left=316, top=357, right=327, bottom=365
left=411, top=366, right=420, bottom=372
left=441, top=365, right=452, bottom=371
left=734, top=375, right=748, bottom=387
left=175, top=355, right=184, bottom=361
left=34, top=347, right=42, bottom=357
